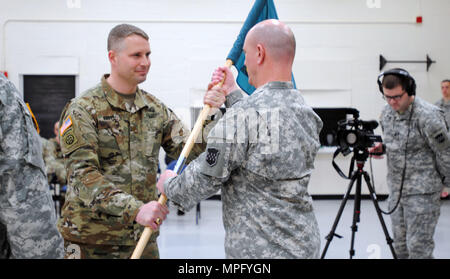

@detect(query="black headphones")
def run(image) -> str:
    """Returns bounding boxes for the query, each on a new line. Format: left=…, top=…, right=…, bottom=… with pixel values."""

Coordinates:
left=377, top=68, right=416, bottom=96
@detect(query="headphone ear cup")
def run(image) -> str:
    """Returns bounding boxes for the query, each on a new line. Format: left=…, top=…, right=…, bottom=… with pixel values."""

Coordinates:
left=411, top=80, right=416, bottom=96
left=406, top=77, right=416, bottom=96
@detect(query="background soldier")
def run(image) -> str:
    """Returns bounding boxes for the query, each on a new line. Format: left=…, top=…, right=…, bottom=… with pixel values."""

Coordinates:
left=0, top=73, right=64, bottom=259
left=42, top=121, right=67, bottom=185
left=157, top=19, right=323, bottom=259
left=434, top=79, right=450, bottom=199
left=370, top=69, right=450, bottom=258
left=58, top=24, right=224, bottom=259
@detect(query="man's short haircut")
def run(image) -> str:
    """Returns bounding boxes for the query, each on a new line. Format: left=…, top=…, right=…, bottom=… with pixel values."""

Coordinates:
left=442, top=79, right=450, bottom=83
left=107, top=24, right=149, bottom=51
left=382, top=74, right=405, bottom=90
left=249, top=20, right=296, bottom=63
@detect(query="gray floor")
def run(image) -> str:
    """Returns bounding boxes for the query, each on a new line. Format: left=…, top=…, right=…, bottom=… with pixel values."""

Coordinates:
left=157, top=198, right=450, bottom=259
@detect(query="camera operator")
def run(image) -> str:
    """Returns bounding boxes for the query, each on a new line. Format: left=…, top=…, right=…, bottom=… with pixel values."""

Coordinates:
left=369, top=68, right=450, bottom=259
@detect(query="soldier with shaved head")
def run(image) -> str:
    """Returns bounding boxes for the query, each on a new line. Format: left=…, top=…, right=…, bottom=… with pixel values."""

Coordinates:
left=157, top=19, right=323, bottom=259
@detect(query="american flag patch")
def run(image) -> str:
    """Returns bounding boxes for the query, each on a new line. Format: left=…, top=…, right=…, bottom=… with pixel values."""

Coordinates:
left=60, top=116, right=73, bottom=136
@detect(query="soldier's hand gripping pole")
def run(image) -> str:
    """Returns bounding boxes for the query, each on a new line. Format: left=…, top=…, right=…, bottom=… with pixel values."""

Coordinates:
left=130, top=59, right=233, bottom=259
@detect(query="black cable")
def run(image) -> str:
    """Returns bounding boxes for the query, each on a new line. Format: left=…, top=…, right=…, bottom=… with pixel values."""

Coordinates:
left=371, top=102, right=415, bottom=215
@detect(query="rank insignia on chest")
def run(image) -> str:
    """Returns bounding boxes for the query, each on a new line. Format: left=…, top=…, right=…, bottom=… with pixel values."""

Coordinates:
left=206, top=148, right=220, bottom=167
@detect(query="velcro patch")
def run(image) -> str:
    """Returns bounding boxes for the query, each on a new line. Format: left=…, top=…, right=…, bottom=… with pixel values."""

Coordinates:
left=206, top=148, right=220, bottom=167
left=432, top=130, right=450, bottom=150
left=435, top=133, right=445, bottom=144
left=60, top=115, right=73, bottom=136
left=62, top=128, right=78, bottom=148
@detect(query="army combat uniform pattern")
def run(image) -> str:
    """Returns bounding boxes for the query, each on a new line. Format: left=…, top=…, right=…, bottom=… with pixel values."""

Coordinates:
left=435, top=98, right=450, bottom=128
left=435, top=98, right=450, bottom=197
left=0, top=73, right=64, bottom=258
left=380, top=97, right=450, bottom=258
left=164, top=81, right=323, bottom=259
left=58, top=75, right=207, bottom=258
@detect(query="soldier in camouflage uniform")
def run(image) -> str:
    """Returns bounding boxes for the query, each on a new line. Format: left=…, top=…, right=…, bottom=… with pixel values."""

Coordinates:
left=370, top=69, right=450, bottom=258
left=434, top=79, right=450, bottom=199
left=42, top=122, right=67, bottom=185
left=157, top=20, right=323, bottom=259
left=58, top=24, right=224, bottom=259
left=0, top=73, right=65, bottom=258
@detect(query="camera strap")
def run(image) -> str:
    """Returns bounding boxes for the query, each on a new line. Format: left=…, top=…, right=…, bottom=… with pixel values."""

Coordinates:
left=332, top=147, right=355, bottom=180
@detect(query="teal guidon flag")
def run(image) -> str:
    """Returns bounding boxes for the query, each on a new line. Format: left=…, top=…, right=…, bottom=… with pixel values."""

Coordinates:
left=226, top=0, right=297, bottom=95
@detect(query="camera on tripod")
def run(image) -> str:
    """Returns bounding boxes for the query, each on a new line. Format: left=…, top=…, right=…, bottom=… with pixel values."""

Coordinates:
left=313, top=108, right=397, bottom=259
left=336, top=113, right=382, bottom=157
left=313, top=108, right=382, bottom=156
left=312, top=108, right=384, bottom=179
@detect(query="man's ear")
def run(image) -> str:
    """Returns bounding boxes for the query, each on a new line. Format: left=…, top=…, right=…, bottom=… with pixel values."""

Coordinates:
left=256, top=44, right=265, bottom=65
left=108, top=50, right=116, bottom=65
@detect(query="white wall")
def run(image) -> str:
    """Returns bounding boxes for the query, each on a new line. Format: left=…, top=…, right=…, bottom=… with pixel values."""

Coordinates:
left=1, top=0, right=449, bottom=195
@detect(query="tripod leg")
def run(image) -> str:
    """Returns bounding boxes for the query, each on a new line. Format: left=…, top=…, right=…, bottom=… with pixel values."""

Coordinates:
left=321, top=173, right=358, bottom=259
left=349, top=172, right=362, bottom=259
left=362, top=171, right=397, bottom=259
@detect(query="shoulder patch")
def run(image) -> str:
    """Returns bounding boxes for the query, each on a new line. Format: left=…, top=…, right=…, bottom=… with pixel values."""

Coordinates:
left=435, top=132, right=445, bottom=144
left=60, top=115, right=73, bottom=136
left=431, top=130, right=450, bottom=150
left=206, top=148, right=220, bottom=167
left=61, top=128, right=78, bottom=148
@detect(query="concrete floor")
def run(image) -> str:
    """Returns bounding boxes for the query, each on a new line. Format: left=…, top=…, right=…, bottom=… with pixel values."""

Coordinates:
left=157, top=198, right=450, bottom=259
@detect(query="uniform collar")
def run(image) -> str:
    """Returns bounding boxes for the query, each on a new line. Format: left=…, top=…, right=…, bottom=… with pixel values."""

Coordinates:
left=253, top=81, right=294, bottom=95
left=264, top=81, right=293, bottom=90
left=395, top=97, right=416, bottom=120
left=440, top=98, right=450, bottom=106
left=101, top=74, right=148, bottom=112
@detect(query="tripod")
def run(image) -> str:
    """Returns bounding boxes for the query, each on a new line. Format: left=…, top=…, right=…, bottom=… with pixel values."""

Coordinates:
left=321, top=149, right=397, bottom=259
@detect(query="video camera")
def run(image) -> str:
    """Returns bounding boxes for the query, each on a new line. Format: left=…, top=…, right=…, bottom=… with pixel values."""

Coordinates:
left=313, top=108, right=382, bottom=154
left=336, top=112, right=382, bottom=156
left=313, top=108, right=383, bottom=179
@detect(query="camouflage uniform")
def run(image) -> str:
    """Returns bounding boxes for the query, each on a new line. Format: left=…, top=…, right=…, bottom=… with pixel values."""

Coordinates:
left=434, top=98, right=450, bottom=127
left=42, top=136, right=67, bottom=185
left=164, top=81, right=323, bottom=259
left=380, top=96, right=450, bottom=258
left=0, top=73, right=64, bottom=259
left=58, top=74, right=207, bottom=258
left=434, top=98, right=450, bottom=198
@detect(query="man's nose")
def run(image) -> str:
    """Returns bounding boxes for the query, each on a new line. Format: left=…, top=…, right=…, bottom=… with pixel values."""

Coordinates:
left=141, top=56, right=150, bottom=67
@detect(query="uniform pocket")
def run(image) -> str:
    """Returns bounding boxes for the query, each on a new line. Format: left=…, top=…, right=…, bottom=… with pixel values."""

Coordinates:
left=97, top=120, right=124, bottom=164
left=144, top=131, right=161, bottom=157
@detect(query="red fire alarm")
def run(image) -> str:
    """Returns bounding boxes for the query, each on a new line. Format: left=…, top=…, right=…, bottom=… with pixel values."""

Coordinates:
left=0, top=71, right=7, bottom=78
left=416, top=16, right=423, bottom=24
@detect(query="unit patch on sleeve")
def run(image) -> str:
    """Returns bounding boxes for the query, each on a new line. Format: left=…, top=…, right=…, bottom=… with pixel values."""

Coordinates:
left=62, top=128, right=78, bottom=148
left=435, top=132, right=445, bottom=144
left=206, top=148, right=220, bottom=167
left=432, top=130, right=450, bottom=150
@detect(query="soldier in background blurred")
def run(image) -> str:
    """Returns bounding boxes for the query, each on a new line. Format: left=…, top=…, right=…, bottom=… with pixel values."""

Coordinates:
left=434, top=79, right=450, bottom=199
left=42, top=121, right=67, bottom=185
left=0, top=73, right=64, bottom=259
